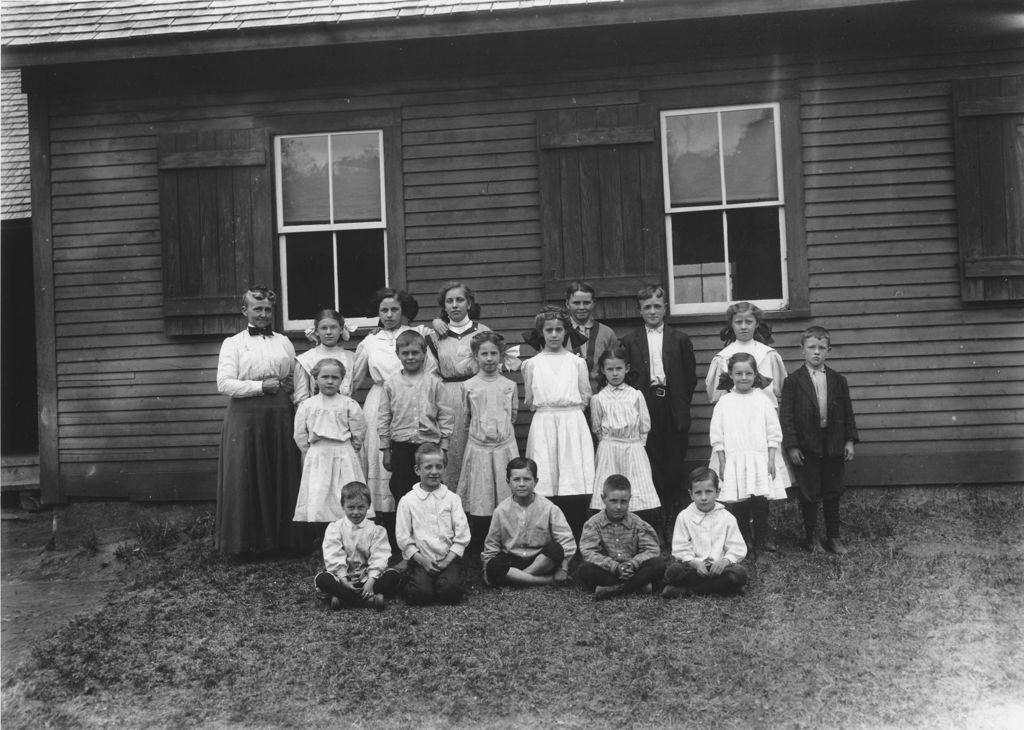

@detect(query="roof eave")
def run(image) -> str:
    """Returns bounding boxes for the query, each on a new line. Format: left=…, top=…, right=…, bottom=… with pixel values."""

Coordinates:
left=1, top=0, right=923, bottom=69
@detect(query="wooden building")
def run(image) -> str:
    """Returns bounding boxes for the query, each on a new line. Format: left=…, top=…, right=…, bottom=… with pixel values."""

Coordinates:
left=2, top=0, right=1022, bottom=504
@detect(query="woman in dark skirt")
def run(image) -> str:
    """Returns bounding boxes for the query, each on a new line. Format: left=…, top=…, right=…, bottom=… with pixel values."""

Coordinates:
left=215, top=287, right=314, bottom=555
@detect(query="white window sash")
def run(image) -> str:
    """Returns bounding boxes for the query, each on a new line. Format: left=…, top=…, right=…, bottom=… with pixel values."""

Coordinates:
left=275, top=130, right=387, bottom=331
left=661, top=103, right=789, bottom=315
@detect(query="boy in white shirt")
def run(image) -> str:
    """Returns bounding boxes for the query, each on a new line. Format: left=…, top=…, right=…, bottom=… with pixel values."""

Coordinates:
left=395, top=443, right=471, bottom=605
left=663, top=467, right=748, bottom=598
left=314, top=481, right=402, bottom=610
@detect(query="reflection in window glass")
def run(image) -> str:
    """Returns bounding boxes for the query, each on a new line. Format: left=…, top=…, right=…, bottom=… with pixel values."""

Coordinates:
left=665, top=112, right=720, bottom=206
left=281, top=137, right=330, bottom=226
left=332, top=132, right=382, bottom=223
left=722, top=108, right=777, bottom=203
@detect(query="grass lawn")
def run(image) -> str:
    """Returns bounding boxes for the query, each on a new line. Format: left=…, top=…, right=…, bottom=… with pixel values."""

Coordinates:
left=3, top=487, right=1022, bottom=729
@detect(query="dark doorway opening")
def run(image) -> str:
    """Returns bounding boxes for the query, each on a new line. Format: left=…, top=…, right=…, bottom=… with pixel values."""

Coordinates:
left=2, top=218, right=38, bottom=455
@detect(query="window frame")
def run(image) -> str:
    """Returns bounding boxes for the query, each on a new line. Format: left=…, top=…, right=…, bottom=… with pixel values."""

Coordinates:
left=660, top=102, right=790, bottom=316
left=273, top=129, right=389, bottom=332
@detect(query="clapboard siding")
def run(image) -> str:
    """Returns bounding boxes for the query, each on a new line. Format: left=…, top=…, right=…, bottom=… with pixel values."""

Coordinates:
left=35, top=34, right=1024, bottom=500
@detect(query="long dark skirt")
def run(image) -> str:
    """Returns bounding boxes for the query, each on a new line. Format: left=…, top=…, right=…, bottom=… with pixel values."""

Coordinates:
left=216, top=391, right=314, bottom=555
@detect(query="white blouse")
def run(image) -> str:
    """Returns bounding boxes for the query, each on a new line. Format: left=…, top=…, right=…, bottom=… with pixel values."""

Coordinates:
left=293, top=345, right=355, bottom=403
left=217, top=330, right=296, bottom=398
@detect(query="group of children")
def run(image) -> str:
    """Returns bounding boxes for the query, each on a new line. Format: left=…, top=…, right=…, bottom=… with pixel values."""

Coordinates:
left=291, top=281, right=858, bottom=610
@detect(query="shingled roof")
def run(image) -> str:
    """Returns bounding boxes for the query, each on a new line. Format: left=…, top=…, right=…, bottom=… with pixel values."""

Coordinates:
left=1, top=69, right=30, bottom=221
left=2, top=0, right=625, bottom=46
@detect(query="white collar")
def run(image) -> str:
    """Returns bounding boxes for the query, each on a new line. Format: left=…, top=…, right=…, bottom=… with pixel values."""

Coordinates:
left=448, top=319, right=474, bottom=334
left=413, top=483, right=447, bottom=500
left=645, top=325, right=664, bottom=335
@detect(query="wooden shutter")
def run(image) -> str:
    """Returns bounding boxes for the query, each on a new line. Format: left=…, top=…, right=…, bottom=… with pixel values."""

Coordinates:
left=538, top=104, right=665, bottom=317
left=954, top=76, right=1024, bottom=302
left=158, top=128, right=273, bottom=335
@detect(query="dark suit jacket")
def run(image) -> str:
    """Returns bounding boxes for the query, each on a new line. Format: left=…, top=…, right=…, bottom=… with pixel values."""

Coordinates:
left=780, top=365, right=859, bottom=458
left=620, top=325, right=697, bottom=433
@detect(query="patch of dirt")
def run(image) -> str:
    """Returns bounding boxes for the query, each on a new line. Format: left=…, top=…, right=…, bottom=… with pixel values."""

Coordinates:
left=1, top=511, right=128, bottom=681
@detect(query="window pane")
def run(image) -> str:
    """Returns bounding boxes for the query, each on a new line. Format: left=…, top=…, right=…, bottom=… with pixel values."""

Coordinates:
left=671, top=211, right=729, bottom=304
left=727, top=207, right=783, bottom=300
left=722, top=108, right=778, bottom=204
left=665, top=113, right=721, bottom=206
left=284, top=232, right=335, bottom=320
left=337, top=229, right=386, bottom=317
left=331, top=133, right=382, bottom=223
left=281, top=137, right=330, bottom=226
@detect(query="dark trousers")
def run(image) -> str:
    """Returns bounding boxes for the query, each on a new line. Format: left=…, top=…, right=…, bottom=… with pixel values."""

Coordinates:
left=794, top=453, right=846, bottom=502
left=576, top=556, right=669, bottom=594
left=794, top=453, right=845, bottom=540
left=485, top=541, right=566, bottom=585
left=549, top=494, right=591, bottom=543
left=800, top=496, right=842, bottom=539
left=388, top=441, right=421, bottom=505
left=664, top=560, right=747, bottom=595
left=314, top=568, right=402, bottom=608
left=403, top=556, right=466, bottom=605
left=644, top=391, right=690, bottom=518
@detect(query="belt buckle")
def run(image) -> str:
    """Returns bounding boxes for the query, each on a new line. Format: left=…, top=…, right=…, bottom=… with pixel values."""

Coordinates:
left=652, top=385, right=667, bottom=397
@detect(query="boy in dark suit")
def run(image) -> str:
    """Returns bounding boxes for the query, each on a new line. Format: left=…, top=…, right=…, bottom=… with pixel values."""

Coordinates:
left=620, top=284, right=697, bottom=536
left=780, top=325, right=859, bottom=554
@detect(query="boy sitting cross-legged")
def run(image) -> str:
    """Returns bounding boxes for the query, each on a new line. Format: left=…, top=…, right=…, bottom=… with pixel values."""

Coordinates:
left=396, top=443, right=471, bottom=606
left=577, top=475, right=668, bottom=600
left=482, top=457, right=577, bottom=587
left=314, top=481, right=403, bottom=611
left=663, top=467, right=748, bottom=598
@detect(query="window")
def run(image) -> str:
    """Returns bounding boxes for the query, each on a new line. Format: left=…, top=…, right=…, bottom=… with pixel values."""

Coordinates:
left=661, top=104, right=789, bottom=315
left=274, top=131, right=387, bottom=330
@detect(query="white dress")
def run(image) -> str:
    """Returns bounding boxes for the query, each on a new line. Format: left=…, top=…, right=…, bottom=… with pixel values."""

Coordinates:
left=705, top=340, right=787, bottom=408
left=588, top=384, right=660, bottom=512
left=709, top=389, right=790, bottom=502
left=292, top=393, right=368, bottom=522
left=523, top=350, right=594, bottom=497
left=350, top=326, right=436, bottom=512
left=292, top=345, right=355, bottom=404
